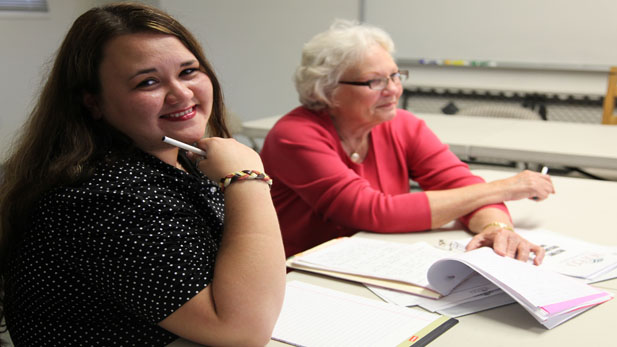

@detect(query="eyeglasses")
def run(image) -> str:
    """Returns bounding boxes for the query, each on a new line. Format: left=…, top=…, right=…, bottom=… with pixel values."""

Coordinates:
left=339, top=70, right=409, bottom=90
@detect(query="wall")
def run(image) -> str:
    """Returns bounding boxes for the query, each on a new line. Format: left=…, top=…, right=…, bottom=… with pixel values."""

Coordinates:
left=364, top=0, right=614, bottom=96
left=366, top=0, right=617, bottom=68
left=160, top=0, right=359, bottom=124
left=0, top=0, right=98, bottom=160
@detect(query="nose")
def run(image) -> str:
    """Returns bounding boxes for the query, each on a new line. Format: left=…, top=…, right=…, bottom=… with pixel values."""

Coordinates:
left=165, top=80, right=193, bottom=105
left=382, top=77, right=400, bottom=95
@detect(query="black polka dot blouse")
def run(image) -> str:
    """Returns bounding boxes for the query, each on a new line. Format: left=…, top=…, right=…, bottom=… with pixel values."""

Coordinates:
left=4, top=150, right=225, bottom=346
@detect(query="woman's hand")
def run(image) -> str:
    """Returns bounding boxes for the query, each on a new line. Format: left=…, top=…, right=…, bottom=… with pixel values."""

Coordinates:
left=187, top=137, right=264, bottom=182
left=466, top=225, right=545, bottom=265
left=495, top=170, right=555, bottom=202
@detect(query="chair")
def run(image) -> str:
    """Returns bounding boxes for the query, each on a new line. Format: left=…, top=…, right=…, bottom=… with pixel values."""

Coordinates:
left=458, top=104, right=543, bottom=120
left=602, top=66, right=617, bottom=125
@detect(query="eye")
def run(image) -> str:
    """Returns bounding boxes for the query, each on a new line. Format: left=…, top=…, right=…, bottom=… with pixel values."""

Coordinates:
left=136, top=78, right=158, bottom=88
left=180, top=67, right=198, bottom=76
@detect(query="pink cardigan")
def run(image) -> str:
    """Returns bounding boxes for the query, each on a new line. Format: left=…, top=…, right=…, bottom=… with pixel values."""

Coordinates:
left=261, top=106, right=508, bottom=257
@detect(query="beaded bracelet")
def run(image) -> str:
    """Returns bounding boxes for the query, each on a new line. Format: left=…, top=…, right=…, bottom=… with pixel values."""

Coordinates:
left=219, top=170, right=273, bottom=192
left=481, top=221, right=514, bottom=232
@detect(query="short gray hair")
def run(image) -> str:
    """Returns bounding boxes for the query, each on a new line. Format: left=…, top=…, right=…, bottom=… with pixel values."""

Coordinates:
left=294, top=19, right=395, bottom=110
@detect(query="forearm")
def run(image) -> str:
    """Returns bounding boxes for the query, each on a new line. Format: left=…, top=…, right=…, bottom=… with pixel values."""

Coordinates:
left=425, top=181, right=508, bottom=228
left=211, top=181, right=286, bottom=342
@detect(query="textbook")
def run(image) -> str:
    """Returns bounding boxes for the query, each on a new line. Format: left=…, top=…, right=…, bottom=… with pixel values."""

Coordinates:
left=272, top=281, right=458, bottom=347
left=287, top=237, right=613, bottom=329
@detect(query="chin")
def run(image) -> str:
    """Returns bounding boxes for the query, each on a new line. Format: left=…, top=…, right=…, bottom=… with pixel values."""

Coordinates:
left=376, top=110, right=397, bottom=122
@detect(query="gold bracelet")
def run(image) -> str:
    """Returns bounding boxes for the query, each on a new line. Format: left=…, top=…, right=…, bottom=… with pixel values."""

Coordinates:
left=481, top=221, right=514, bottom=232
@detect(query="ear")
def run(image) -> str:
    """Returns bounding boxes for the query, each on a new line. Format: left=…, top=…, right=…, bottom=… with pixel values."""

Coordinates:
left=83, top=93, right=103, bottom=120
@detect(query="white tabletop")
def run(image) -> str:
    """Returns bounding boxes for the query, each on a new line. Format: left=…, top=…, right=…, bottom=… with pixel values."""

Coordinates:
left=241, top=113, right=617, bottom=170
left=266, top=169, right=617, bottom=346
left=416, top=113, right=617, bottom=170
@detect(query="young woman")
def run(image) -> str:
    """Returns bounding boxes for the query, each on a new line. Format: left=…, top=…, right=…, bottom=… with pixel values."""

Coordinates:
left=0, top=3, right=285, bottom=346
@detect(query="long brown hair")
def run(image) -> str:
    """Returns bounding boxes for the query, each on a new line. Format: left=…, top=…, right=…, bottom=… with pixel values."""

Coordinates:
left=0, top=2, right=230, bottom=333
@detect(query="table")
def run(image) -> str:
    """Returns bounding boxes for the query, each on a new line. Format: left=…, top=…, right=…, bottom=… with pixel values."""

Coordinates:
left=417, top=113, right=617, bottom=171
left=266, top=169, right=617, bottom=346
left=241, top=113, right=617, bottom=171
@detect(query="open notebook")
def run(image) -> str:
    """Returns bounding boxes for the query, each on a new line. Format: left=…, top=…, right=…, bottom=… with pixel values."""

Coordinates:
left=288, top=237, right=613, bottom=329
left=272, top=281, right=458, bottom=347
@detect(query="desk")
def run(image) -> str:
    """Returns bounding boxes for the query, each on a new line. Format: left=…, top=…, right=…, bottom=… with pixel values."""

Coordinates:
left=417, top=114, right=617, bottom=171
left=267, top=169, right=617, bottom=346
left=241, top=113, right=617, bottom=171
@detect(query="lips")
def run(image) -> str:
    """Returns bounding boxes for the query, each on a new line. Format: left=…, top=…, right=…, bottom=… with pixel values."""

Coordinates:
left=160, top=106, right=196, bottom=121
left=377, top=101, right=397, bottom=109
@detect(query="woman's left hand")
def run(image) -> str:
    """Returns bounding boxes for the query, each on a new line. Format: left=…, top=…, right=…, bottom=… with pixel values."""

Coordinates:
left=466, top=226, right=545, bottom=265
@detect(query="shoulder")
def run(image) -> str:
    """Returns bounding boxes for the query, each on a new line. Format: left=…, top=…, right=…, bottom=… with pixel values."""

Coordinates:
left=392, top=109, right=425, bottom=127
left=271, top=106, right=333, bottom=134
left=41, top=152, right=215, bottom=214
left=263, top=106, right=337, bottom=149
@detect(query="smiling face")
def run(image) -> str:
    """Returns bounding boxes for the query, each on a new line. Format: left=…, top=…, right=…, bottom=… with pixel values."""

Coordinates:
left=86, top=32, right=213, bottom=163
left=329, top=45, right=402, bottom=130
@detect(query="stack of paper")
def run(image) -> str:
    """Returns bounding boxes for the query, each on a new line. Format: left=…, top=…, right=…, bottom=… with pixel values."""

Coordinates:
left=367, top=273, right=514, bottom=317
left=287, top=236, right=613, bottom=329
left=427, top=247, right=612, bottom=328
left=287, top=238, right=453, bottom=298
left=272, top=281, right=458, bottom=347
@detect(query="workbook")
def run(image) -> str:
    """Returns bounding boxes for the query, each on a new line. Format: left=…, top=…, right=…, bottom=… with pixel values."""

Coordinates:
left=272, top=281, right=458, bottom=347
left=287, top=237, right=613, bottom=329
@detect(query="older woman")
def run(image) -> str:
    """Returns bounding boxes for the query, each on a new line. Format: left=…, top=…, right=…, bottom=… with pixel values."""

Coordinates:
left=261, top=20, right=554, bottom=261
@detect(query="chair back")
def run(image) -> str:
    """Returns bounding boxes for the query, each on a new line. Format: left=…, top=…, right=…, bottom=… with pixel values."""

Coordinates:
left=602, top=66, right=617, bottom=124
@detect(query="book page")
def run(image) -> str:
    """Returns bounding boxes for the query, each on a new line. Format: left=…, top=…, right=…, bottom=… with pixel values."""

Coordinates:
left=292, top=238, right=453, bottom=289
left=272, top=281, right=447, bottom=347
left=428, top=247, right=608, bottom=309
left=451, top=228, right=617, bottom=280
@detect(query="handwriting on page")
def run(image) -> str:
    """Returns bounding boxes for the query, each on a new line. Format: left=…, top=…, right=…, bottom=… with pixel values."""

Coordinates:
left=296, top=238, right=451, bottom=288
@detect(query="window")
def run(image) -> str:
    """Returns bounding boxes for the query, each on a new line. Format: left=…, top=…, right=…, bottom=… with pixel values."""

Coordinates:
left=0, top=0, right=47, bottom=12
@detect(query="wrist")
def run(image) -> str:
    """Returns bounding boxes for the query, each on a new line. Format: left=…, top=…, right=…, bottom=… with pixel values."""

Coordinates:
left=219, top=170, right=272, bottom=192
left=481, top=221, right=514, bottom=233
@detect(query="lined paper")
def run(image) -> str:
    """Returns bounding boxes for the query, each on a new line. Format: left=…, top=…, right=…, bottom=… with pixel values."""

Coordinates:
left=272, top=281, right=445, bottom=347
left=292, top=239, right=452, bottom=289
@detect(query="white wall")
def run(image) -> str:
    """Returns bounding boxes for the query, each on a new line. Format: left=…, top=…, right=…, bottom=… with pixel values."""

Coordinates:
left=0, top=0, right=98, bottom=160
left=366, top=0, right=617, bottom=68
left=364, top=0, right=614, bottom=96
left=160, top=0, right=359, bottom=123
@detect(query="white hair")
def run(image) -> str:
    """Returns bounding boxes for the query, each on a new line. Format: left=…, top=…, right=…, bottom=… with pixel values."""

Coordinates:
left=294, top=19, right=395, bottom=110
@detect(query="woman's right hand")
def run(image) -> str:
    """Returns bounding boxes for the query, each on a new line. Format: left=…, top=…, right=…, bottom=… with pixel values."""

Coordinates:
left=188, top=137, right=265, bottom=182
left=494, top=170, right=555, bottom=202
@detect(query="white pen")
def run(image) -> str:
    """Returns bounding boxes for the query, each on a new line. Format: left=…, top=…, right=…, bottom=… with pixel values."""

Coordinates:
left=162, top=136, right=207, bottom=156
left=541, top=166, right=549, bottom=175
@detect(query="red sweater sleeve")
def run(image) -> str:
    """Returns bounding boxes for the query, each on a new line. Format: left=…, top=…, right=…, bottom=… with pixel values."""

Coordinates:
left=387, top=111, right=509, bottom=226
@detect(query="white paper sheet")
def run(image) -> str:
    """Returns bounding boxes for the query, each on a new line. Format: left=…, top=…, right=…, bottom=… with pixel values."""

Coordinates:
left=292, top=238, right=452, bottom=289
left=272, top=281, right=445, bottom=347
